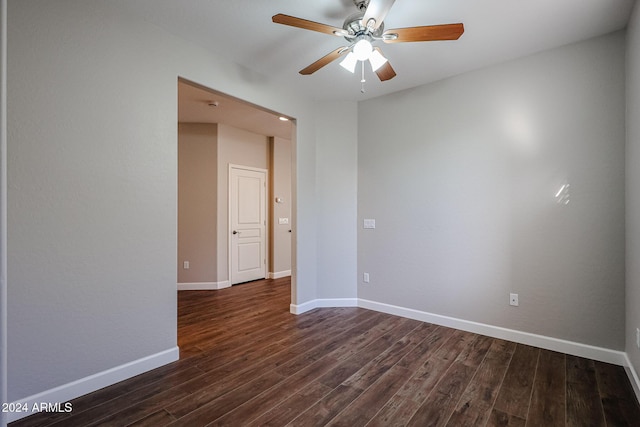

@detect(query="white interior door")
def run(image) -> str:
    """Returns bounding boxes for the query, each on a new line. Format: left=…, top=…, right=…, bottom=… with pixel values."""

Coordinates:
left=230, top=166, right=267, bottom=285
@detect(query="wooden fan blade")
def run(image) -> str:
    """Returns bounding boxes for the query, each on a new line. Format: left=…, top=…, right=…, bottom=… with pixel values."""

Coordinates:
left=383, top=23, right=464, bottom=43
left=363, top=0, right=396, bottom=30
left=300, top=47, right=348, bottom=75
left=272, top=14, right=347, bottom=37
left=373, top=48, right=396, bottom=81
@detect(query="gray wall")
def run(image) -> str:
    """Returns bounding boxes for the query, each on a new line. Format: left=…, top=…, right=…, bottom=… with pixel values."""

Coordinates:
left=8, top=1, right=177, bottom=399
left=627, top=2, right=640, bottom=376
left=358, top=32, right=626, bottom=350
left=178, top=123, right=218, bottom=284
left=316, top=101, right=358, bottom=299
left=6, top=0, right=341, bottom=401
left=1, top=0, right=7, bottom=421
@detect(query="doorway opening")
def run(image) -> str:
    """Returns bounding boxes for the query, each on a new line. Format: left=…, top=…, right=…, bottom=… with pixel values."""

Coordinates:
left=176, top=77, right=295, bottom=311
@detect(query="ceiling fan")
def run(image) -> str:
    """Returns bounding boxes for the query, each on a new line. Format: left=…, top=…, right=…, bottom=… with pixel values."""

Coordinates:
left=272, top=0, right=464, bottom=83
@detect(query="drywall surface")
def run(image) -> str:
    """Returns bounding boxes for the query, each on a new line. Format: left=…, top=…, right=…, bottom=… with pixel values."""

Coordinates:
left=358, top=32, right=626, bottom=349
left=627, top=2, right=640, bottom=374
left=7, top=0, right=179, bottom=400
left=316, top=101, right=358, bottom=299
left=7, top=0, right=322, bottom=401
left=178, top=123, right=218, bottom=284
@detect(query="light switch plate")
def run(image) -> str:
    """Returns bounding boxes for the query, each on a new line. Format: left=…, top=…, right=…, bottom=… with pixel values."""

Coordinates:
left=363, top=219, right=376, bottom=229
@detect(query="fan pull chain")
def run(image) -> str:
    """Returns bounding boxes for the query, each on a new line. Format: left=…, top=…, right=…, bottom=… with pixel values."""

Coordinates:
left=360, top=61, right=366, bottom=93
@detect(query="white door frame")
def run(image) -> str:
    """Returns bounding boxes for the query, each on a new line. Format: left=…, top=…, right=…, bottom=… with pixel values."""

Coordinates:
left=228, top=164, right=269, bottom=285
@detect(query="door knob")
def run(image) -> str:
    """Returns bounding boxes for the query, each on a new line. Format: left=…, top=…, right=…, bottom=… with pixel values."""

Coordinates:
left=232, top=230, right=239, bottom=235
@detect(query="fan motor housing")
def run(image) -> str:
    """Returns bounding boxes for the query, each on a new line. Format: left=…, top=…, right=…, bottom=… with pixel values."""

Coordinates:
left=343, top=12, right=384, bottom=41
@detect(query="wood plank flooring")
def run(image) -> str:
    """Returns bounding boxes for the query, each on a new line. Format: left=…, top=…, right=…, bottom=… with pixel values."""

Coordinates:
left=10, top=277, right=640, bottom=426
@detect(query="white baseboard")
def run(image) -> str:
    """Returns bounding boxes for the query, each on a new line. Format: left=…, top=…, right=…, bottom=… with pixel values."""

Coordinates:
left=177, top=281, right=230, bottom=291
left=290, top=300, right=318, bottom=314
left=623, top=354, right=640, bottom=403
left=358, top=299, right=626, bottom=366
left=290, top=298, right=357, bottom=315
left=267, top=270, right=291, bottom=279
left=7, top=347, right=179, bottom=423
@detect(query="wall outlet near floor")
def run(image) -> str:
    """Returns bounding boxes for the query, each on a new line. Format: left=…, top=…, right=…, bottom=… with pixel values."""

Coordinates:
left=183, top=261, right=190, bottom=269
left=509, top=293, right=519, bottom=307
left=363, top=272, right=370, bottom=283
left=636, top=328, right=640, bottom=349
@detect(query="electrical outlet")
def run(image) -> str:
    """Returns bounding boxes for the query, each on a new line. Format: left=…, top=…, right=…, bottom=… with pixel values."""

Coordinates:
left=636, top=328, right=640, bottom=349
left=509, top=293, right=519, bottom=307
left=363, top=273, right=370, bottom=283
left=183, top=261, right=189, bottom=269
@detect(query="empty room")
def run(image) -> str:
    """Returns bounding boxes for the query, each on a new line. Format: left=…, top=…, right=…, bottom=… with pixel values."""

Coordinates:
left=2, top=0, right=640, bottom=426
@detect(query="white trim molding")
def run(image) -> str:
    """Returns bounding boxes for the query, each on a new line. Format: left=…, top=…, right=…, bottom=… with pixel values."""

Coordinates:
left=358, top=299, right=627, bottom=366
left=268, top=270, right=291, bottom=279
left=624, top=354, right=640, bottom=403
left=6, top=347, right=179, bottom=423
left=177, top=281, right=230, bottom=291
left=290, top=298, right=357, bottom=315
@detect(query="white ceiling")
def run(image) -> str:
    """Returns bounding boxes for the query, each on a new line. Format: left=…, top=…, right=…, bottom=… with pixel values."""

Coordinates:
left=178, top=79, right=293, bottom=139
left=115, top=0, right=634, bottom=103
left=125, top=0, right=634, bottom=138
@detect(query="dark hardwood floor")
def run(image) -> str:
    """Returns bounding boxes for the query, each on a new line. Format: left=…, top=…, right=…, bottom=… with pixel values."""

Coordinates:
left=10, top=277, right=640, bottom=426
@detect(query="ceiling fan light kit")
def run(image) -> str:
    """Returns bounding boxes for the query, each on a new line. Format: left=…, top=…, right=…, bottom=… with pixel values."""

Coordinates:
left=339, top=52, right=358, bottom=73
left=353, top=39, right=373, bottom=61
left=272, top=0, right=464, bottom=88
left=368, top=48, right=388, bottom=71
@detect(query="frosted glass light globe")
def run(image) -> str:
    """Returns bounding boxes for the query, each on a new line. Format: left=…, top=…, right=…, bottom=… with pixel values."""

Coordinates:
left=353, top=39, right=373, bottom=61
